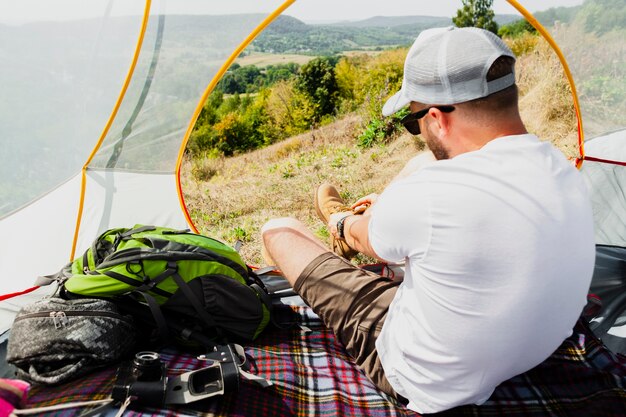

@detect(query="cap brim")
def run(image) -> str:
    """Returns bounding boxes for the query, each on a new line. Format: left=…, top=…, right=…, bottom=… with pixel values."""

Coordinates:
left=382, top=90, right=410, bottom=117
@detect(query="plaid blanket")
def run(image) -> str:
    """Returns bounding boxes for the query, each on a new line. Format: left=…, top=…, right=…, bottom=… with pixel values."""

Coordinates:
left=25, top=306, right=626, bottom=417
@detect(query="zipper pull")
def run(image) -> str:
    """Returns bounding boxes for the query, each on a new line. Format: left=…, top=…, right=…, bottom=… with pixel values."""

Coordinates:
left=50, top=311, right=60, bottom=328
left=57, top=311, right=69, bottom=328
left=50, top=311, right=68, bottom=329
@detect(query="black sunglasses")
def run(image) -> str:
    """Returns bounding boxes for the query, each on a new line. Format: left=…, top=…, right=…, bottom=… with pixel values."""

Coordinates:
left=401, top=106, right=455, bottom=135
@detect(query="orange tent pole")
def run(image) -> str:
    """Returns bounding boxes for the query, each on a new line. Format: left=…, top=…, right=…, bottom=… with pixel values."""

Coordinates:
left=506, top=0, right=585, bottom=169
left=174, top=0, right=297, bottom=233
left=69, top=0, right=153, bottom=260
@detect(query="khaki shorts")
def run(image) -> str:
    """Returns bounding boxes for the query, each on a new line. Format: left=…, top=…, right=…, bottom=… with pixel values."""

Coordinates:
left=293, top=252, right=403, bottom=400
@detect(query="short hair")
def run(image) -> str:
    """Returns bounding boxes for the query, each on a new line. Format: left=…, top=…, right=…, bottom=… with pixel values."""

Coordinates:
left=460, top=56, right=518, bottom=113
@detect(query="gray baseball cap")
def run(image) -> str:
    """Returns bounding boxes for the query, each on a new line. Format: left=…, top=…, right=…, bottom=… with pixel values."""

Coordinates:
left=382, top=26, right=516, bottom=116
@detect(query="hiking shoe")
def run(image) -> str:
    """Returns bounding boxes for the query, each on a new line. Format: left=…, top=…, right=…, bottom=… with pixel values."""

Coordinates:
left=314, top=183, right=358, bottom=259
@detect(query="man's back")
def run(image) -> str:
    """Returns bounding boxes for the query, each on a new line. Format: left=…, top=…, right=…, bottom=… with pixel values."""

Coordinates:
left=370, top=134, right=596, bottom=413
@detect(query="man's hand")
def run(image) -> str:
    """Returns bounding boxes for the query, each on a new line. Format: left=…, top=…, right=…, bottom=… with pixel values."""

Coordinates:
left=351, top=193, right=378, bottom=214
left=328, top=211, right=352, bottom=240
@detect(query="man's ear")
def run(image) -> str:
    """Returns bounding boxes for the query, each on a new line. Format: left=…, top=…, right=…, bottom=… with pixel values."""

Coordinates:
left=428, top=107, right=452, bottom=137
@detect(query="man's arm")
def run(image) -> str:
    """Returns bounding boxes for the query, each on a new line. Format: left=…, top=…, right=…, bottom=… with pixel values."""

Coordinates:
left=328, top=212, right=382, bottom=261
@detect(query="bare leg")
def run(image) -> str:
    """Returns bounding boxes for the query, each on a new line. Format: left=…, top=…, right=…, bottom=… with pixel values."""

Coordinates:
left=261, top=217, right=330, bottom=287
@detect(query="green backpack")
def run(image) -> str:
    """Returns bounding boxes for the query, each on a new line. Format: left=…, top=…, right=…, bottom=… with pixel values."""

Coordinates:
left=43, top=225, right=272, bottom=347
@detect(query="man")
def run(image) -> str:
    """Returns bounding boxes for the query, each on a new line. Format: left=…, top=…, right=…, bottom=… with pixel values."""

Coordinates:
left=261, top=27, right=595, bottom=413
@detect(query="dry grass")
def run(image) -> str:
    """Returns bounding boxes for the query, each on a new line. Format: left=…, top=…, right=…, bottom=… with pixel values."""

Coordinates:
left=181, top=34, right=578, bottom=266
left=181, top=115, right=424, bottom=265
left=515, top=35, right=579, bottom=159
left=549, top=23, right=626, bottom=137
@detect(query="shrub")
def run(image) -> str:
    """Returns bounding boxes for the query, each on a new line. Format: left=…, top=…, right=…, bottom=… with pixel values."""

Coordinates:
left=357, top=109, right=408, bottom=148
left=265, top=79, right=316, bottom=141
left=499, top=19, right=537, bottom=39
left=504, top=32, right=539, bottom=57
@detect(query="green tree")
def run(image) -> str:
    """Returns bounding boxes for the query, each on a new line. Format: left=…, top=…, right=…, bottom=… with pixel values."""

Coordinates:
left=453, top=0, right=499, bottom=35
left=265, top=79, right=315, bottom=140
left=295, top=57, right=339, bottom=121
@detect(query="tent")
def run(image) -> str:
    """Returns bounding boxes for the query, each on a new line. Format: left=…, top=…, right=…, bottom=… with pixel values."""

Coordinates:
left=0, top=0, right=624, bottom=403
left=0, top=0, right=295, bottom=332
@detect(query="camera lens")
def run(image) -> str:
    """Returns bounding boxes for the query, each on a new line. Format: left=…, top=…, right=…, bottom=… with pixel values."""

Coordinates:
left=134, top=351, right=161, bottom=366
left=132, top=351, right=163, bottom=381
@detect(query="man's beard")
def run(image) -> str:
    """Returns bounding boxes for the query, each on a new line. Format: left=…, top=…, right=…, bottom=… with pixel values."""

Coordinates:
left=424, top=134, right=450, bottom=160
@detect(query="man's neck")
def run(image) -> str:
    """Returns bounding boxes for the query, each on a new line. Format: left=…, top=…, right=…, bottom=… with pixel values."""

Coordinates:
left=452, top=116, right=528, bottom=157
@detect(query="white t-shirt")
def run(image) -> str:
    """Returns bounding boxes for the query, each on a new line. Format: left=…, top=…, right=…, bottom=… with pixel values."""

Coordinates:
left=370, top=134, right=595, bottom=414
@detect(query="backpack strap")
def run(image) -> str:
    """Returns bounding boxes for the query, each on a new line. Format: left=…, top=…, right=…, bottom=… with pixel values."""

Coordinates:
left=131, top=290, right=171, bottom=341
left=109, top=261, right=223, bottom=345
left=247, top=268, right=299, bottom=331
left=118, top=225, right=157, bottom=239
left=170, top=274, right=222, bottom=340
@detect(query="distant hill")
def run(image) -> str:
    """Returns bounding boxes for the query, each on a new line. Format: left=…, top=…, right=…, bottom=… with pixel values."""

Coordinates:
left=328, top=15, right=451, bottom=28
left=251, top=14, right=525, bottom=55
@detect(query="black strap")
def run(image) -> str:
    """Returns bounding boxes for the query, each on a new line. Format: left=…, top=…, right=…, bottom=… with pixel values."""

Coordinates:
left=133, top=266, right=177, bottom=294
left=167, top=264, right=220, bottom=337
left=250, top=283, right=272, bottom=312
left=113, top=261, right=220, bottom=345
left=119, top=225, right=157, bottom=240
left=82, top=250, right=90, bottom=273
left=102, top=270, right=172, bottom=299
left=132, top=290, right=170, bottom=341
left=105, top=261, right=222, bottom=346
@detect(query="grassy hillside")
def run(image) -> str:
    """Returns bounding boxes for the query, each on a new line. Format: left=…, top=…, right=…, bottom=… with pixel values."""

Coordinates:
left=181, top=34, right=579, bottom=267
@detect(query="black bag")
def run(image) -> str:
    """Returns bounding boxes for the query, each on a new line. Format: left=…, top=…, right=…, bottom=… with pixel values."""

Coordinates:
left=6, top=297, right=136, bottom=385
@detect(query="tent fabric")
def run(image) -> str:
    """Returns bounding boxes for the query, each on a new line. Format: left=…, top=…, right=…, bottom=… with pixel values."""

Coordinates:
left=588, top=245, right=626, bottom=355
left=0, top=1, right=145, bottom=218
left=581, top=130, right=626, bottom=247
left=21, top=306, right=626, bottom=417
left=0, top=0, right=289, bottom=328
left=580, top=130, right=626, bottom=356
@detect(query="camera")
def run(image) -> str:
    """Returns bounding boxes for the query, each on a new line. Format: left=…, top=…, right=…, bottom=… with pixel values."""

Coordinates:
left=112, top=351, right=168, bottom=406
left=111, top=347, right=242, bottom=407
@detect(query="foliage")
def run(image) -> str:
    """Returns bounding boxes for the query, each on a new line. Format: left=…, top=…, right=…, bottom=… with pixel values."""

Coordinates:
left=264, top=79, right=316, bottom=140
left=359, top=50, right=405, bottom=118
left=335, top=55, right=367, bottom=109
left=579, top=0, right=626, bottom=34
left=504, top=32, right=539, bottom=57
left=532, top=0, right=626, bottom=35
left=295, top=57, right=340, bottom=121
left=189, top=47, right=409, bottom=158
left=357, top=109, right=409, bottom=148
left=498, top=19, right=537, bottom=38
left=453, top=0, right=499, bottom=35
left=188, top=91, right=269, bottom=156
left=357, top=119, right=391, bottom=148
left=216, top=63, right=300, bottom=95
left=581, top=75, right=626, bottom=106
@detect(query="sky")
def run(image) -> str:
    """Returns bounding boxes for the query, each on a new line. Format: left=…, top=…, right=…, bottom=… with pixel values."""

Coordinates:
left=0, top=0, right=585, bottom=25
